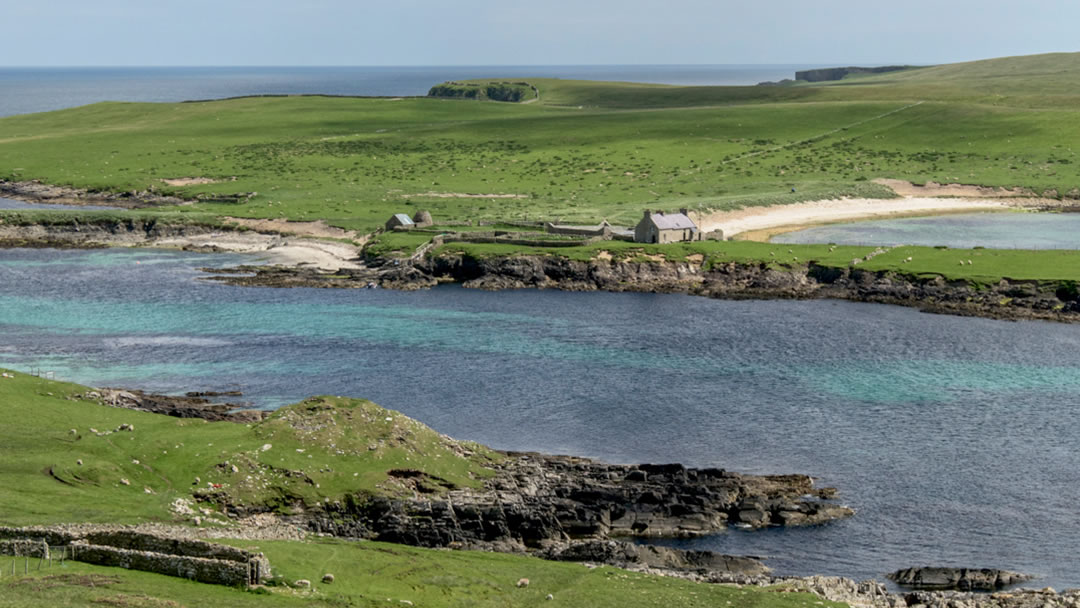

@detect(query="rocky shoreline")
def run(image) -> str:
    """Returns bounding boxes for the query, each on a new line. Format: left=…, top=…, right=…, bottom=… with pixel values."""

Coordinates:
left=306, top=451, right=852, bottom=548
left=1, top=212, right=1077, bottom=323
left=207, top=251, right=1080, bottom=323
left=0, top=179, right=249, bottom=208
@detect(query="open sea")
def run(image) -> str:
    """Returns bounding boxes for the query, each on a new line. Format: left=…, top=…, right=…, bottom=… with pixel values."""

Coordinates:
left=1, top=66, right=1079, bottom=589
left=0, top=64, right=819, bottom=118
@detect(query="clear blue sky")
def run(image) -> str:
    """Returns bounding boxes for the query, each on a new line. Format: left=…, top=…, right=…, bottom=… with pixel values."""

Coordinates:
left=4, top=0, right=1078, bottom=66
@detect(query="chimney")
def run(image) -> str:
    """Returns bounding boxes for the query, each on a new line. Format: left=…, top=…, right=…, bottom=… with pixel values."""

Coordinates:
left=679, top=208, right=689, bottom=216
left=643, top=209, right=651, bottom=219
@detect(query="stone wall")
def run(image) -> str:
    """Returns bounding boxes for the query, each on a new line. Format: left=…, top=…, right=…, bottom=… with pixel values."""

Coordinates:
left=0, top=539, right=49, bottom=558
left=0, top=526, right=269, bottom=587
left=70, top=541, right=262, bottom=587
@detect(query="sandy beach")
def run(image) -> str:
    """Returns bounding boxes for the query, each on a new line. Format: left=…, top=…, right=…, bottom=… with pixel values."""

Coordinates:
left=694, top=196, right=1019, bottom=240
left=692, top=179, right=1070, bottom=240
left=154, top=230, right=364, bottom=271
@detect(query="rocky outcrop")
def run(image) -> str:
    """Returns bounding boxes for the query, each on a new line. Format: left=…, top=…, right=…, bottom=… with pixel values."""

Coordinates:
left=888, top=567, right=1034, bottom=591
left=0, top=179, right=248, bottom=208
left=412, top=253, right=1080, bottom=323
left=538, top=539, right=769, bottom=579
left=0, top=218, right=227, bottom=249
left=795, top=66, right=916, bottom=82
left=79, top=388, right=267, bottom=423
left=308, top=452, right=852, bottom=548
left=777, top=575, right=1077, bottom=608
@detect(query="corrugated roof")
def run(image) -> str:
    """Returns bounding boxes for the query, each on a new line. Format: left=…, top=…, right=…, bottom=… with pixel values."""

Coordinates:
left=651, top=213, right=697, bottom=231
left=392, top=213, right=415, bottom=224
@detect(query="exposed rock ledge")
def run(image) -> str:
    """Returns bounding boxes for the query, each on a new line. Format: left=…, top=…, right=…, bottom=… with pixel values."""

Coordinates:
left=888, top=567, right=1035, bottom=591
left=201, top=252, right=1080, bottom=323
left=413, top=253, right=1080, bottom=323
left=307, top=452, right=852, bottom=550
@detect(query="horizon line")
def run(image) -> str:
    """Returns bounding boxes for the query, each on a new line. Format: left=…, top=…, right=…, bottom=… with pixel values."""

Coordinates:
left=0, top=62, right=914, bottom=69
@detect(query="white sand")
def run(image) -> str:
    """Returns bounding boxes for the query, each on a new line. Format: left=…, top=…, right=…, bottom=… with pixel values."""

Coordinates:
left=695, top=197, right=1017, bottom=239
left=154, top=232, right=363, bottom=271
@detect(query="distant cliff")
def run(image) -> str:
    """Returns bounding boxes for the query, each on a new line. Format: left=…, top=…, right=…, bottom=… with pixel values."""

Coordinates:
left=796, top=66, right=917, bottom=82
left=428, top=81, right=537, bottom=102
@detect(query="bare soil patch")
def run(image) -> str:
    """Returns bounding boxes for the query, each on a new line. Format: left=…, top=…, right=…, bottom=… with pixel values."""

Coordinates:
left=223, top=217, right=360, bottom=241
left=159, top=177, right=218, bottom=187
left=874, top=178, right=1037, bottom=198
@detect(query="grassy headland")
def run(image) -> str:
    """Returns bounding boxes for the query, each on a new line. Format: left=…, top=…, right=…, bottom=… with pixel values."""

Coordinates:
left=0, top=370, right=498, bottom=526
left=0, top=369, right=846, bottom=607
left=2, top=52, right=1080, bottom=236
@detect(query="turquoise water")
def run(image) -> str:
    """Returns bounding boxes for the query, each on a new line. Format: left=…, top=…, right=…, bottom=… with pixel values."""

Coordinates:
left=3, top=248, right=1080, bottom=587
left=774, top=212, right=1080, bottom=249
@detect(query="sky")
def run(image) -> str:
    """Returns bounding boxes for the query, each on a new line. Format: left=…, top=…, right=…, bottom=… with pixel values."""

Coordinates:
left=2, top=0, right=1078, bottom=67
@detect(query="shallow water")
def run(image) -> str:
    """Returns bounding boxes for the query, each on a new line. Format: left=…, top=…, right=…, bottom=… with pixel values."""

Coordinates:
left=774, top=212, right=1080, bottom=249
left=2, top=248, right=1080, bottom=587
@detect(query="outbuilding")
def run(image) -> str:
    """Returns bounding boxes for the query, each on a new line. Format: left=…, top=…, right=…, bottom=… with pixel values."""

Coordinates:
left=385, top=213, right=415, bottom=231
left=634, top=209, right=701, bottom=243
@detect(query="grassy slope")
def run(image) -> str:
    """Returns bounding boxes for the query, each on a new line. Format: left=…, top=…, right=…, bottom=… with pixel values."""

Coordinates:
left=2, top=52, right=1080, bottom=236
left=0, top=372, right=845, bottom=608
left=0, top=370, right=498, bottom=526
left=0, top=539, right=845, bottom=608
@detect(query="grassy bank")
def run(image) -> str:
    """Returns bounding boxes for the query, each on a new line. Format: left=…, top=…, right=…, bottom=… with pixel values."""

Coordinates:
left=1, top=52, right=1079, bottom=235
left=0, top=370, right=497, bottom=526
left=0, top=538, right=844, bottom=607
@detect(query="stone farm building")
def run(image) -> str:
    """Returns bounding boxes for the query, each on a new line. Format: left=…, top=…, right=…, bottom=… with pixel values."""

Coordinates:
left=385, top=211, right=434, bottom=231
left=634, top=209, right=702, bottom=243
left=386, top=213, right=415, bottom=231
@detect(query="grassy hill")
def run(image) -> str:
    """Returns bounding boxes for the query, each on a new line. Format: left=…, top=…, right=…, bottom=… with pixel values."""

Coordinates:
left=0, top=370, right=498, bottom=526
left=0, top=52, right=1078, bottom=234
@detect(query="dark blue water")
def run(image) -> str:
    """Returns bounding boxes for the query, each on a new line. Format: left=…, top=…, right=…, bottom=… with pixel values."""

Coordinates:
left=0, top=65, right=820, bottom=117
left=775, top=212, right=1080, bottom=249
left=2, top=248, right=1079, bottom=587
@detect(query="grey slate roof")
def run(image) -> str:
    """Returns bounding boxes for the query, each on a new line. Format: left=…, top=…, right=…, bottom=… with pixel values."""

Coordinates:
left=650, top=213, right=697, bottom=231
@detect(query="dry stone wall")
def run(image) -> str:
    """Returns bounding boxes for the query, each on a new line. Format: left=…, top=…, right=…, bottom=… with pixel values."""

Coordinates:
left=0, top=526, right=269, bottom=587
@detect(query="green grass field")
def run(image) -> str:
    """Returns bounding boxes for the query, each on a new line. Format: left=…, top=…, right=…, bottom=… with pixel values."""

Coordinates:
left=0, top=538, right=845, bottom=608
left=2, top=52, right=1080, bottom=236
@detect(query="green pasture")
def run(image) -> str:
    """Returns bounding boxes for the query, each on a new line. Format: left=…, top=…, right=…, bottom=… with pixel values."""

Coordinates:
left=2, top=52, right=1080, bottom=235
left=0, top=538, right=845, bottom=608
left=0, top=371, right=497, bottom=526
